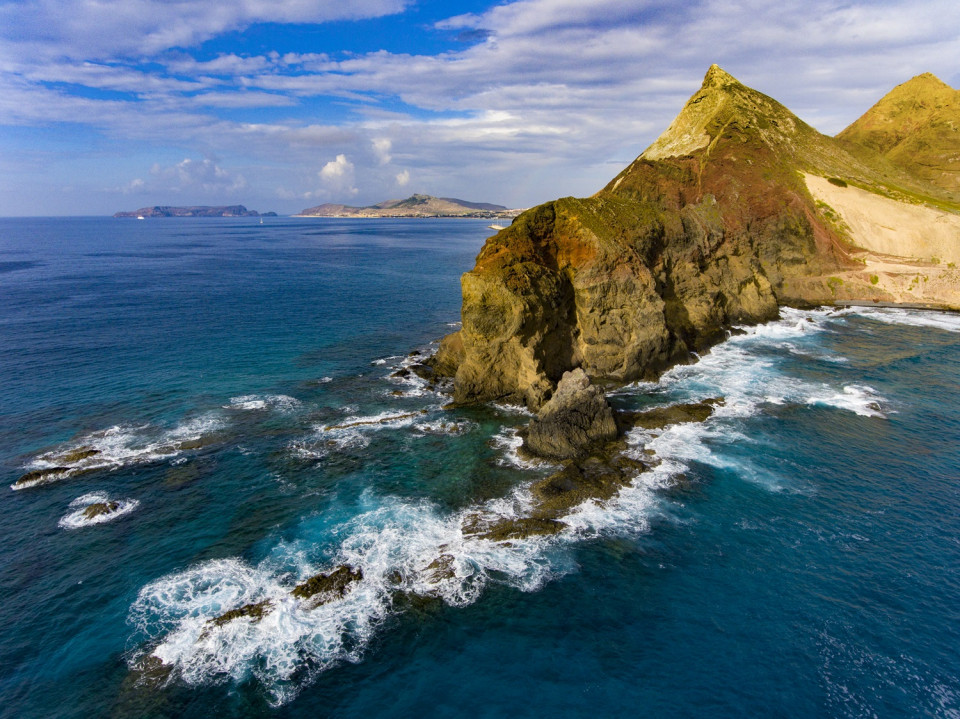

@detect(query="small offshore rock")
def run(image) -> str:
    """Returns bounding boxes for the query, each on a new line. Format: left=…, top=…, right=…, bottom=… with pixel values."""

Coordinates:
left=82, top=501, right=120, bottom=520
left=523, top=368, right=618, bottom=460
left=14, top=466, right=71, bottom=488
left=469, top=517, right=565, bottom=542
left=53, top=447, right=100, bottom=464
left=207, top=599, right=274, bottom=628
left=291, top=565, right=363, bottom=605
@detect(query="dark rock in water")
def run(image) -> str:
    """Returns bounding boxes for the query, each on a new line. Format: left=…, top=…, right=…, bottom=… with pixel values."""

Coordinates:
left=207, top=599, right=274, bottom=628
left=390, top=368, right=411, bottom=379
left=14, top=466, right=71, bottom=488
left=82, top=501, right=120, bottom=520
left=422, top=554, right=456, bottom=582
left=291, top=565, right=362, bottom=605
left=523, top=368, right=618, bottom=460
left=176, top=436, right=212, bottom=451
left=530, top=451, right=646, bottom=519
left=464, top=516, right=565, bottom=542
left=54, top=447, right=100, bottom=463
left=618, top=398, right=723, bottom=431
left=408, top=363, right=435, bottom=381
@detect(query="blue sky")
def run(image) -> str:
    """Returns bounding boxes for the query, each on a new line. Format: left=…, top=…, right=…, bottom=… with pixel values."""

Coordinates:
left=1, top=0, right=958, bottom=216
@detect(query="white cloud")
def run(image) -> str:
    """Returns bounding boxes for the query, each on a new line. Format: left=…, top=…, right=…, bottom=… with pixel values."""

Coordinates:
left=2, top=0, right=960, bottom=215
left=372, top=137, right=392, bottom=165
left=151, top=157, right=247, bottom=194
left=0, top=0, right=413, bottom=60
left=318, top=154, right=358, bottom=196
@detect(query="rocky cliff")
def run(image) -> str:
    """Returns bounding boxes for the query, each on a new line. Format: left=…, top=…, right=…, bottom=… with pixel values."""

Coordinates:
left=433, top=65, right=960, bottom=409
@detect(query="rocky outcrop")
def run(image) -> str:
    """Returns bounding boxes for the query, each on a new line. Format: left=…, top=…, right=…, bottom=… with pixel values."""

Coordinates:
left=435, top=65, right=960, bottom=410
left=82, top=501, right=120, bottom=520
left=523, top=369, right=617, bottom=460
left=291, top=565, right=363, bottom=605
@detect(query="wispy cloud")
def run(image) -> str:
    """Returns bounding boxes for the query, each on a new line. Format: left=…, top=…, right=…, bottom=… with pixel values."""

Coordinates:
left=0, top=0, right=412, bottom=60
left=1, top=0, right=958, bottom=215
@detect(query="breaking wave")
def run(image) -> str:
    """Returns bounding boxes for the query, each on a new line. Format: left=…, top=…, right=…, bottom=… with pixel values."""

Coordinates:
left=127, top=307, right=900, bottom=702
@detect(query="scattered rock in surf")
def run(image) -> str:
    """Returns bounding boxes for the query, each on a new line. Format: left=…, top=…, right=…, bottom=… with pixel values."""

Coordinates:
left=408, top=363, right=435, bottom=381
left=523, top=369, right=618, bottom=460
left=422, top=554, right=456, bottom=582
left=48, top=446, right=101, bottom=464
left=530, top=450, right=648, bottom=520
left=82, top=501, right=120, bottom=520
left=292, top=565, right=363, bottom=605
left=391, top=368, right=411, bottom=379
left=205, top=599, right=274, bottom=631
left=13, top=466, right=71, bottom=489
left=463, top=515, right=565, bottom=542
left=617, top=398, right=723, bottom=431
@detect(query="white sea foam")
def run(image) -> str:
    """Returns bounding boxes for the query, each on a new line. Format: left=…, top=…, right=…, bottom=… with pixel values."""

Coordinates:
left=291, top=407, right=445, bottom=459
left=129, top=495, right=577, bottom=705
left=613, top=307, right=889, bottom=490
left=226, top=395, right=301, bottom=412
left=412, top=419, right=475, bottom=436
left=849, top=306, right=960, bottom=333
left=805, top=384, right=886, bottom=417
left=128, top=307, right=902, bottom=702
left=58, top=492, right=139, bottom=529
left=13, top=415, right=225, bottom=490
left=488, top=426, right=555, bottom=470
left=491, top=401, right=534, bottom=417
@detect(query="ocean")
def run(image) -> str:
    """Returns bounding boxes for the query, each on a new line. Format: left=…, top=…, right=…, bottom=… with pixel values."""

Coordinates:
left=1, top=217, right=958, bottom=718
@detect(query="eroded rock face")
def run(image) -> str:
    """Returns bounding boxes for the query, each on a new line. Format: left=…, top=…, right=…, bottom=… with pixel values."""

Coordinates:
left=523, top=369, right=617, bottom=460
left=435, top=65, right=960, bottom=410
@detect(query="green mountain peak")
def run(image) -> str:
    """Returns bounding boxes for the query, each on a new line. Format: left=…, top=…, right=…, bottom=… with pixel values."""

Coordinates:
left=837, top=71, right=960, bottom=200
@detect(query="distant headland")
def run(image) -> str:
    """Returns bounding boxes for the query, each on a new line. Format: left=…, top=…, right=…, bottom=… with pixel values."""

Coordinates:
left=295, top=194, right=523, bottom=219
left=114, top=205, right=277, bottom=218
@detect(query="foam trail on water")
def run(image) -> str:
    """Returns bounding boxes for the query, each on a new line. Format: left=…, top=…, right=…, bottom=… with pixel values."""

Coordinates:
left=13, top=414, right=226, bottom=490
left=226, top=395, right=301, bottom=412
left=850, top=306, right=960, bottom=333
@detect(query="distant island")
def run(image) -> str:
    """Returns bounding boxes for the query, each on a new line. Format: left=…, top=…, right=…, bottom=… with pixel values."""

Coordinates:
left=114, top=205, right=277, bottom=218
left=295, top=194, right=522, bottom=218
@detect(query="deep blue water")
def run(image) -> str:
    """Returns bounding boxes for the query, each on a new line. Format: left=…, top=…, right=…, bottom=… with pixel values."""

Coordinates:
left=1, top=217, right=958, bottom=718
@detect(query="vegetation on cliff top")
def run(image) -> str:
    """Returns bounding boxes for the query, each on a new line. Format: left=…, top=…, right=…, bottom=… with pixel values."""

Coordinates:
left=837, top=72, right=960, bottom=203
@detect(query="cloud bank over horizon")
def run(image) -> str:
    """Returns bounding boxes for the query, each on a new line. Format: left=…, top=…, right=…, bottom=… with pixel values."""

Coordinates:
left=1, top=0, right=958, bottom=215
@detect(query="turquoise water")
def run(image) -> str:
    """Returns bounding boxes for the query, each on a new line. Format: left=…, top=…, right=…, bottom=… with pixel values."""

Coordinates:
left=1, top=217, right=958, bottom=718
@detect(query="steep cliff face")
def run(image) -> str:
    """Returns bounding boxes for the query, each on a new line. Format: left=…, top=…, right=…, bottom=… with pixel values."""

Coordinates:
left=436, top=66, right=958, bottom=409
